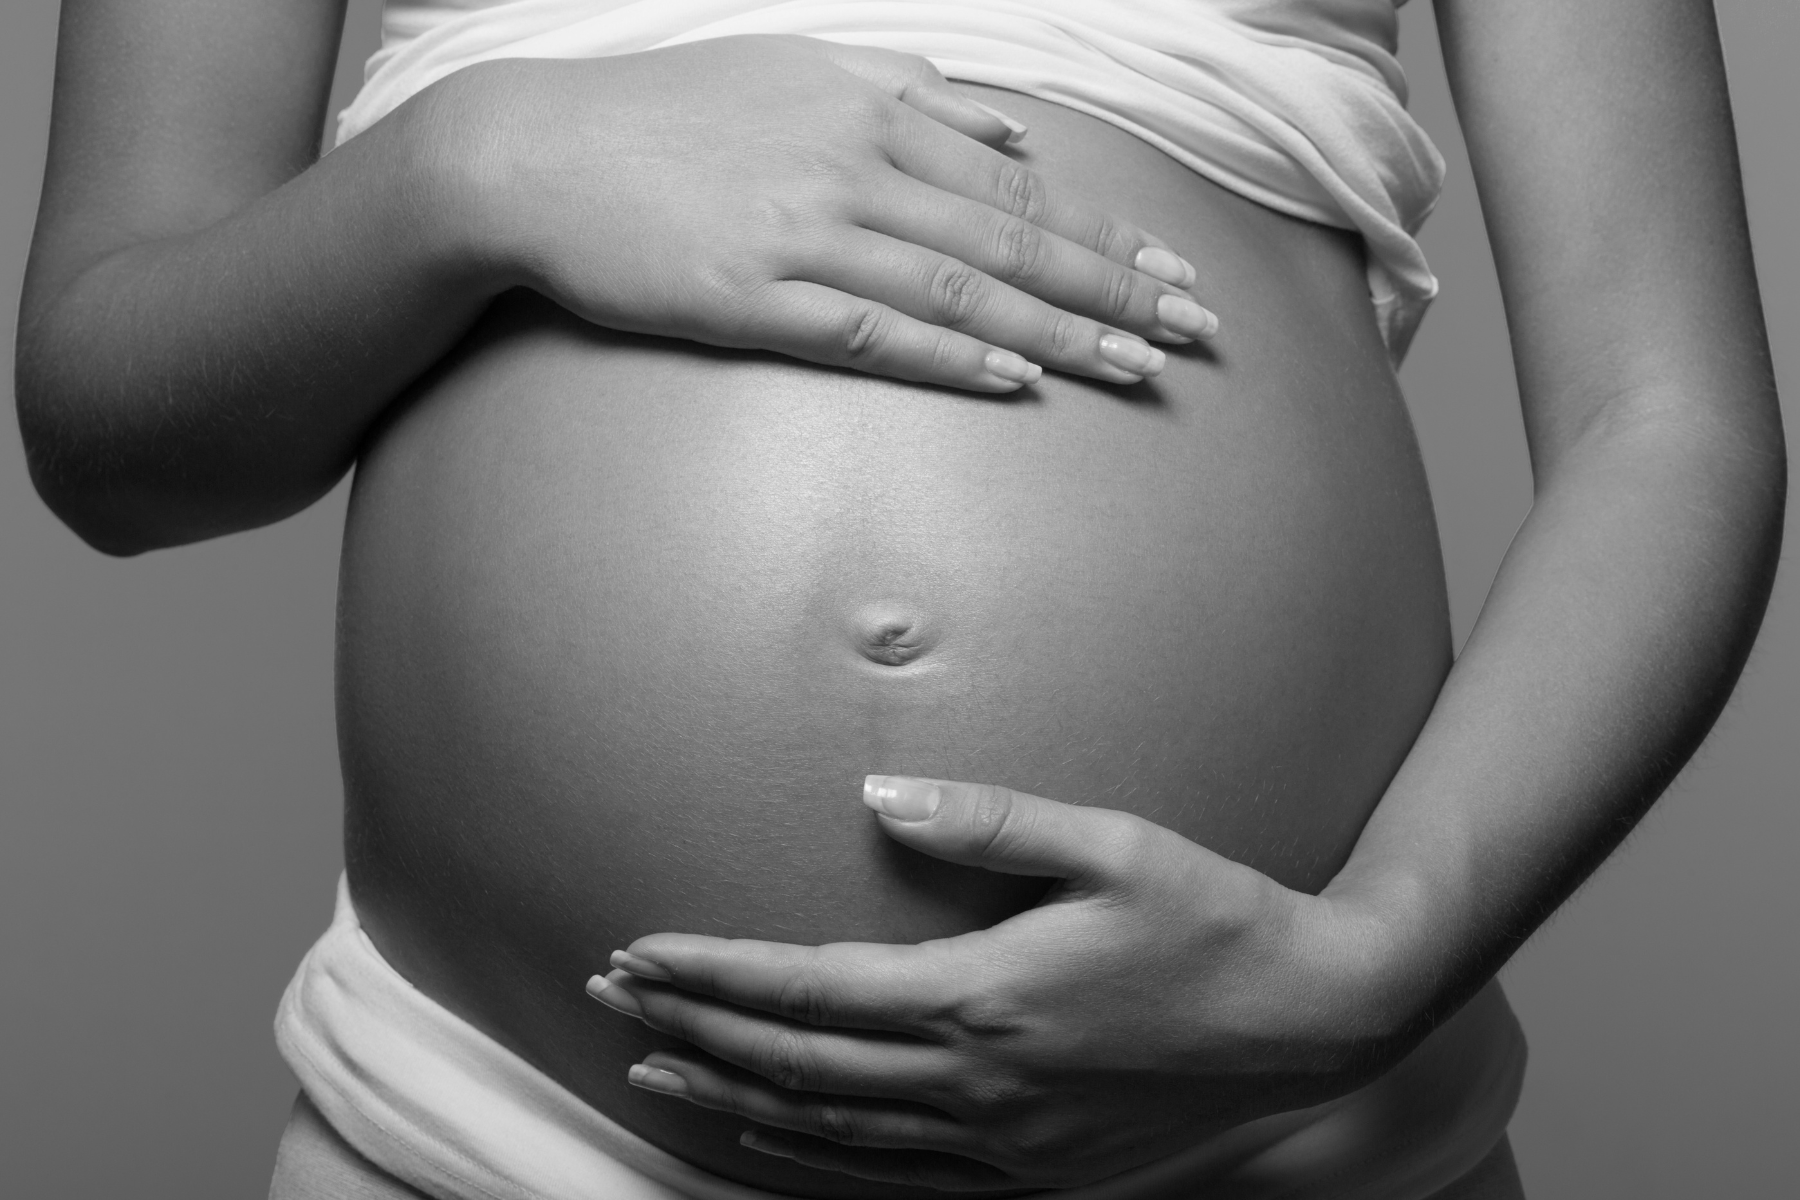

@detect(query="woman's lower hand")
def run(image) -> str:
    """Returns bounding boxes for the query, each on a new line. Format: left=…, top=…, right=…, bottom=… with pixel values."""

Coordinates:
left=587, top=777, right=1422, bottom=1191
left=424, top=36, right=1216, bottom=392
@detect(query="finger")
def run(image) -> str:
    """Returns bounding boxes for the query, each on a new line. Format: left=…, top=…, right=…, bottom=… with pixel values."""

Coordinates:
left=629, top=1050, right=976, bottom=1155
left=740, top=1129, right=1014, bottom=1192
left=863, top=174, right=1218, bottom=343
left=861, top=776, right=1156, bottom=883
left=605, top=936, right=957, bottom=1034
left=615, top=979, right=951, bottom=1100
left=885, top=111, right=1205, bottom=288
left=814, top=229, right=1167, bottom=383
left=727, top=280, right=1043, bottom=392
left=795, top=39, right=1024, bottom=148
left=965, top=99, right=1030, bottom=146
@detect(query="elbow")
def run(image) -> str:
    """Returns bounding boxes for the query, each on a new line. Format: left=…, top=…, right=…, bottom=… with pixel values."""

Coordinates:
left=17, top=388, right=207, bottom=557
left=18, top=418, right=344, bottom=558
left=16, top=395, right=137, bottom=556
left=24, top=465, right=264, bottom=558
left=19, top=406, right=344, bottom=555
left=61, top=517, right=164, bottom=560
left=13, top=321, right=316, bottom=555
left=22, top=454, right=167, bottom=558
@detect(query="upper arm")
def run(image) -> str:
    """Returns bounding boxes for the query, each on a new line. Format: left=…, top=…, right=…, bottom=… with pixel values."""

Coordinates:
left=1433, top=0, right=1779, bottom=472
left=24, top=0, right=348, bottom=308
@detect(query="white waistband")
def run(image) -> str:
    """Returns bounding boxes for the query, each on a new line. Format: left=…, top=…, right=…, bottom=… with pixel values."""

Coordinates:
left=276, top=875, right=1523, bottom=1200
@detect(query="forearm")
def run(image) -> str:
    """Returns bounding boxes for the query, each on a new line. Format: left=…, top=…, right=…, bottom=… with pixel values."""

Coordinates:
left=15, top=89, right=497, bottom=555
left=1327, top=394, right=1784, bottom=1025
left=21, top=30, right=1212, bottom=556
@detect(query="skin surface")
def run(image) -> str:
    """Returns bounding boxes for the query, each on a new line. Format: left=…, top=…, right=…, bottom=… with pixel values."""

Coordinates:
left=13, top=0, right=1784, bottom=1196
left=334, top=86, right=1471, bottom=1196
left=16, top=18, right=1205, bottom=553
left=580, top=0, right=1785, bottom=1190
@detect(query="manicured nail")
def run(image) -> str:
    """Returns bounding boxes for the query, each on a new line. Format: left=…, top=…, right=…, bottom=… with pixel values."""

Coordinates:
left=1134, top=247, right=1197, bottom=288
left=1156, top=294, right=1218, bottom=340
left=740, top=1130, right=797, bottom=1159
left=984, top=349, right=1042, bottom=385
left=1098, top=334, right=1162, bottom=377
left=585, top=974, right=644, bottom=1020
left=970, top=100, right=1029, bottom=144
left=628, top=1064, right=690, bottom=1098
left=609, top=950, right=673, bottom=982
left=863, top=775, right=942, bottom=821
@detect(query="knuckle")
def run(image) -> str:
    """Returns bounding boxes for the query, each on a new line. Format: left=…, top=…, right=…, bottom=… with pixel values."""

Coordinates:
left=692, top=245, right=789, bottom=318
left=924, top=329, right=964, bottom=378
left=1093, top=814, right=1156, bottom=871
left=746, top=193, right=811, bottom=239
left=926, top=261, right=988, bottom=328
left=802, top=152, right=865, bottom=192
left=774, top=958, right=836, bottom=1026
left=965, top=783, right=1017, bottom=853
left=1001, top=1113, right=1088, bottom=1176
left=989, top=218, right=1048, bottom=285
left=693, top=264, right=757, bottom=326
left=1087, top=215, right=1137, bottom=262
left=947, top=988, right=1029, bottom=1044
left=1004, top=1126, right=1060, bottom=1167
left=808, top=1102, right=861, bottom=1145
left=837, top=305, right=887, bottom=361
left=992, top=161, right=1048, bottom=223
left=903, top=956, right=973, bottom=1038
left=899, top=51, right=942, bottom=85
left=863, top=90, right=905, bottom=139
left=1040, top=310, right=1088, bottom=361
left=1099, top=267, right=1142, bottom=322
left=641, top=996, right=695, bottom=1041
left=827, top=84, right=896, bottom=140
left=953, top=1068, right=1031, bottom=1116
left=752, top=1026, right=817, bottom=1092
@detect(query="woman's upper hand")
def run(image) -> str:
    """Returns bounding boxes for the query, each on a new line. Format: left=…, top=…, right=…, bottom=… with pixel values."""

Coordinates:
left=586, top=777, right=1419, bottom=1191
left=427, top=36, right=1217, bottom=392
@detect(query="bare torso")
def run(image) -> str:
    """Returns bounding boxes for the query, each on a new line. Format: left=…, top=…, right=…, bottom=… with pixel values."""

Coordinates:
left=334, top=88, right=1461, bottom=1197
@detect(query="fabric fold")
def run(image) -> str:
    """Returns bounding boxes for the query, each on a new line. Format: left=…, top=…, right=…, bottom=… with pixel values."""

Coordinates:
left=333, top=0, right=1444, bottom=360
left=278, top=874, right=1524, bottom=1200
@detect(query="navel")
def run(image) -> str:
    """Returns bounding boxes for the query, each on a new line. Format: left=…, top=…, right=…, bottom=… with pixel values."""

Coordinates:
left=847, top=603, right=939, bottom=667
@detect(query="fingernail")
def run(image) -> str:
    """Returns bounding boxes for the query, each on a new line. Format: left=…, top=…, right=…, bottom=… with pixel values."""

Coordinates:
left=585, top=974, right=645, bottom=1020
left=984, top=349, right=1042, bottom=385
left=970, top=100, right=1029, bottom=144
left=1134, top=247, right=1196, bottom=288
left=741, top=1130, right=797, bottom=1159
left=1156, top=294, right=1218, bottom=341
left=1098, top=334, right=1162, bottom=377
left=863, top=775, right=941, bottom=821
left=628, top=1063, right=690, bottom=1098
left=609, top=950, right=673, bottom=982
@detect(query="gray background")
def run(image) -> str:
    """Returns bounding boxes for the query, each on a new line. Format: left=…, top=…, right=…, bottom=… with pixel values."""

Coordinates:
left=2, top=2, right=1793, bottom=1195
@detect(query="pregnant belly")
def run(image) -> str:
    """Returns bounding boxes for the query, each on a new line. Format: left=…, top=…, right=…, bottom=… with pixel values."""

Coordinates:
left=335, top=88, right=1453, bottom=1197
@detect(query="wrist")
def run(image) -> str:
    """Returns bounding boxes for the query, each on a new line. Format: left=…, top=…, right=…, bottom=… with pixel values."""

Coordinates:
left=387, top=60, right=533, bottom=299
left=1312, top=865, right=1467, bottom=1042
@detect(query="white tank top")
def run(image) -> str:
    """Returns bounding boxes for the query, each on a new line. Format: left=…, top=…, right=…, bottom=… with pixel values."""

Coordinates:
left=336, top=0, right=1444, bottom=360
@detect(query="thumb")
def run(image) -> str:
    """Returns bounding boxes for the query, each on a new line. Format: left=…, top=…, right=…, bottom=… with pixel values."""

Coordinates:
left=796, top=39, right=1028, bottom=148
left=861, top=775, right=1141, bottom=882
